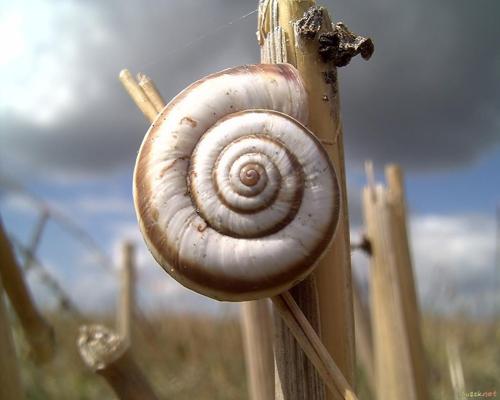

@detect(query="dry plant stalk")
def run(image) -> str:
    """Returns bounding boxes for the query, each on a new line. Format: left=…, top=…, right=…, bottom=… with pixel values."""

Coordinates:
left=78, top=324, right=159, bottom=400
left=272, top=294, right=358, bottom=400
left=363, top=182, right=417, bottom=400
left=0, top=274, right=25, bottom=400
left=137, top=73, right=166, bottom=113
left=259, top=1, right=360, bottom=399
left=259, top=4, right=325, bottom=398
left=0, top=220, right=54, bottom=364
left=240, top=300, right=275, bottom=400
left=119, top=69, right=159, bottom=122
left=385, top=165, right=429, bottom=399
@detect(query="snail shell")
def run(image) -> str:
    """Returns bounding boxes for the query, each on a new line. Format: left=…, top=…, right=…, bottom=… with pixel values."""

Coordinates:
left=134, top=64, right=340, bottom=301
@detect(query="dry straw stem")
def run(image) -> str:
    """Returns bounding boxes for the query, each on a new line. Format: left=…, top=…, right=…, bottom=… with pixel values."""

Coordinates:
left=0, top=219, right=54, bottom=364
left=259, top=1, right=356, bottom=399
left=362, top=184, right=417, bottom=400
left=119, top=69, right=158, bottom=123
left=240, top=300, right=275, bottom=400
left=137, top=73, right=166, bottom=113
left=272, top=293, right=358, bottom=400
left=385, top=165, right=429, bottom=400
left=78, top=324, right=159, bottom=400
left=273, top=277, right=326, bottom=399
left=0, top=275, right=24, bottom=400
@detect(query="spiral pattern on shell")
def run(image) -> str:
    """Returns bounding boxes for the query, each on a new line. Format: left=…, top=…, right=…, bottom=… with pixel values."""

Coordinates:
left=134, top=64, right=340, bottom=301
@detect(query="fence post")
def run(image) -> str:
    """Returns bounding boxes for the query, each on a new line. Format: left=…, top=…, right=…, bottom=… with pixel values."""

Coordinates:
left=240, top=300, right=275, bottom=400
left=258, top=1, right=358, bottom=398
left=117, top=241, right=136, bottom=346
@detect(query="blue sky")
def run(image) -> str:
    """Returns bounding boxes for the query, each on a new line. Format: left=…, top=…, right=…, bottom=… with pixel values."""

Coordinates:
left=347, top=147, right=500, bottom=216
left=0, top=0, right=499, bottom=316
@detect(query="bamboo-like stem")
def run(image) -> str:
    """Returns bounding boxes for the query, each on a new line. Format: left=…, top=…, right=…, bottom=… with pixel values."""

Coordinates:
left=260, top=2, right=356, bottom=399
left=260, top=5, right=323, bottom=397
left=273, top=278, right=325, bottom=399
left=117, top=241, right=136, bottom=346
left=240, top=300, right=275, bottom=400
left=137, top=73, right=166, bottom=113
left=385, top=165, right=429, bottom=399
left=0, top=274, right=24, bottom=400
left=363, top=184, right=417, bottom=400
left=260, top=6, right=322, bottom=398
left=0, top=219, right=54, bottom=364
left=78, top=324, right=159, bottom=400
left=119, top=69, right=158, bottom=123
left=272, top=294, right=358, bottom=400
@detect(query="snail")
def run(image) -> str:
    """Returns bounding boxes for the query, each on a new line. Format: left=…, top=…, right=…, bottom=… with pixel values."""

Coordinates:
left=133, top=63, right=340, bottom=301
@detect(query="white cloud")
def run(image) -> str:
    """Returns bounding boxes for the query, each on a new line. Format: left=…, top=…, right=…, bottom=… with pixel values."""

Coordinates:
left=0, top=0, right=113, bottom=125
left=410, top=213, right=497, bottom=314
left=351, top=213, right=497, bottom=315
left=410, top=213, right=495, bottom=281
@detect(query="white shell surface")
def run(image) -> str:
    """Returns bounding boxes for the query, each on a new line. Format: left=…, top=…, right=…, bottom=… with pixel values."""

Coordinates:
left=134, top=64, right=340, bottom=301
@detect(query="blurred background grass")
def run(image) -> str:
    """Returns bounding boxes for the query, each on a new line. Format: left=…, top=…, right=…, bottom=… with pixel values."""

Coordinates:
left=7, top=308, right=498, bottom=400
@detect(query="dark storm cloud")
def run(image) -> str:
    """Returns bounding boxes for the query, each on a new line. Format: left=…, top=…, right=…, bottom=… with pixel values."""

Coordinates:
left=330, top=0, right=500, bottom=170
left=1, top=0, right=499, bottom=176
